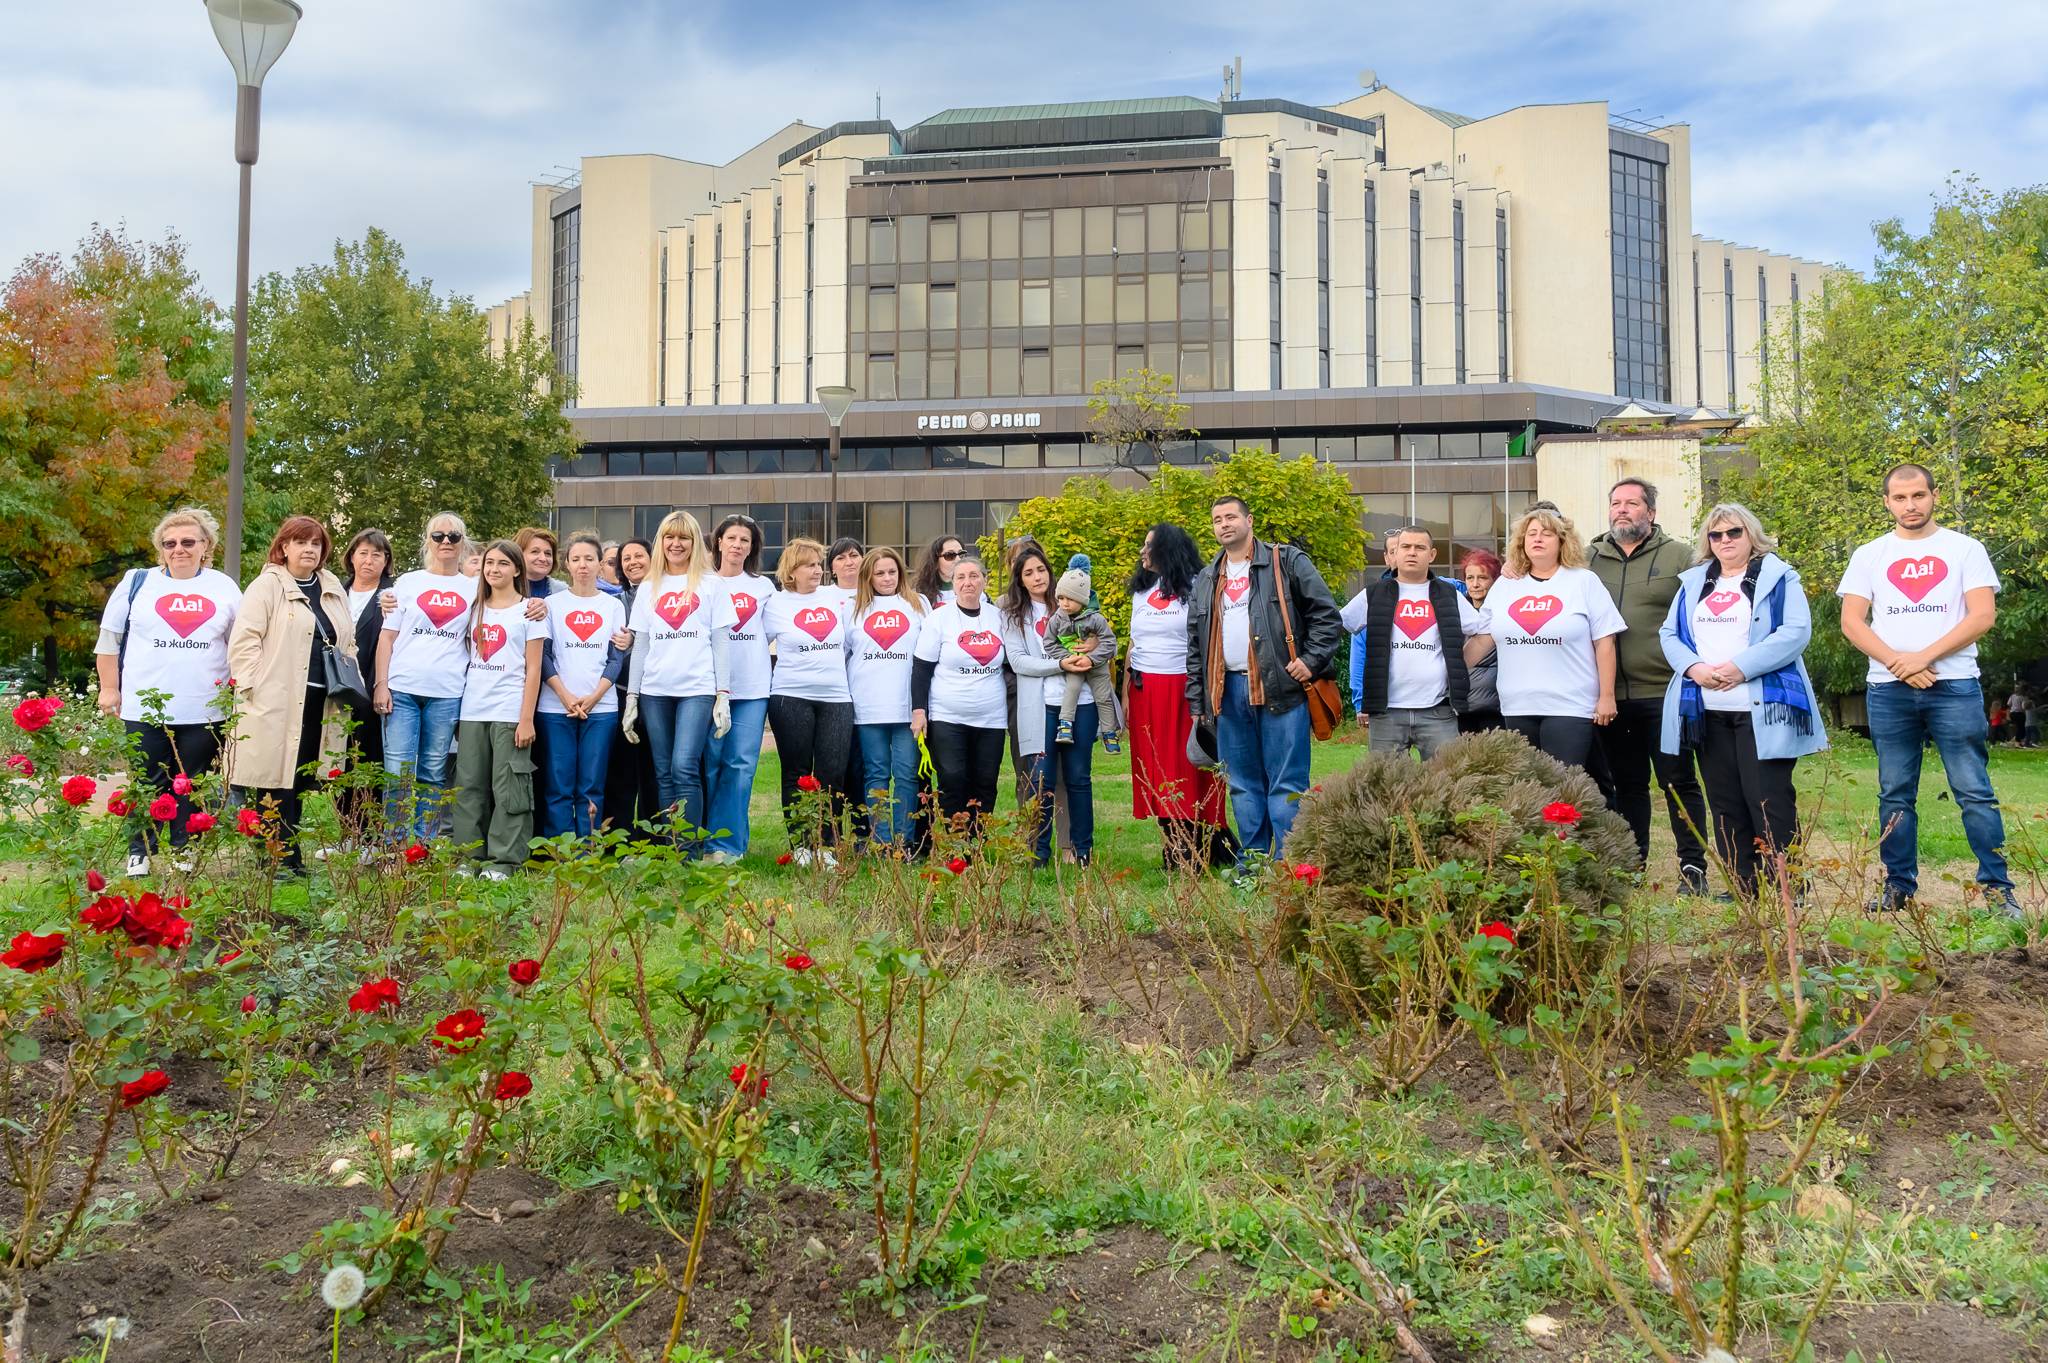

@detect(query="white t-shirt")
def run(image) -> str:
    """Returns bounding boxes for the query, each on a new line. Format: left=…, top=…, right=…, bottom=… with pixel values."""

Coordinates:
left=1219, top=558, right=1253, bottom=671
left=629, top=574, right=731, bottom=697
left=382, top=570, right=478, bottom=700
left=1338, top=581, right=1484, bottom=711
left=1477, top=568, right=1627, bottom=719
left=1128, top=586, right=1191, bottom=675
left=98, top=567, right=242, bottom=725
left=1691, top=575, right=1756, bottom=712
left=347, top=587, right=377, bottom=626
left=849, top=594, right=921, bottom=725
left=762, top=591, right=852, bottom=702
left=538, top=592, right=626, bottom=716
left=914, top=602, right=1009, bottom=729
left=711, top=573, right=776, bottom=701
left=461, top=603, right=544, bottom=723
left=1838, top=527, right=2000, bottom=684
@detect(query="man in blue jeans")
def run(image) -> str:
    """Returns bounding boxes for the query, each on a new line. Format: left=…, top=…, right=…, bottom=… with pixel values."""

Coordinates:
left=1839, top=462, right=2018, bottom=917
left=1185, top=496, right=1343, bottom=871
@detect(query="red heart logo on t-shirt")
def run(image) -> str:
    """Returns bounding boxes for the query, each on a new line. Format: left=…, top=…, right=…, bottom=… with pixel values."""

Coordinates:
left=864, top=609, right=910, bottom=649
left=1394, top=598, right=1436, bottom=640
left=654, top=591, right=699, bottom=629
left=1222, top=576, right=1250, bottom=604
left=473, top=623, right=507, bottom=661
left=1703, top=590, right=1741, bottom=617
left=727, top=591, right=760, bottom=629
left=1886, top=555, right=1949, bottom=604
left=564, top=609, right=604, bottom=642
left=1507, top=595, right=1563, bottom=635
left=1147, top=588, right=1173, bottom=610
left=416, top=589, right=466, bottom=629
left=795, top=605, right=838, bottom=641
left=957, top=630, right=1001, bottom=666
left=1035, top=617, right=1048, bottom=638
left=153, top=592, right=217, bottom=638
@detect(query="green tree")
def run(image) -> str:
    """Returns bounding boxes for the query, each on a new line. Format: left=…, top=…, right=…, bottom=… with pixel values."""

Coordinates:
left=1086, top=366, right=1195, bottom=470
left=249, top=229, right=574, bottom=558
left=1736, top=178, right=2048, bottom=693
left=986, top=449, right=1368, bottom=639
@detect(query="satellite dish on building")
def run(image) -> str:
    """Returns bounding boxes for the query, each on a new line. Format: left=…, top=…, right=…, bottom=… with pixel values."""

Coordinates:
left=1359, top=69, right=1378, bottom=91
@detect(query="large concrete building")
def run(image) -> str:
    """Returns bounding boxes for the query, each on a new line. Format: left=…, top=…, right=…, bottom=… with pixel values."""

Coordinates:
left=487, top=83, right=1844, bottom=565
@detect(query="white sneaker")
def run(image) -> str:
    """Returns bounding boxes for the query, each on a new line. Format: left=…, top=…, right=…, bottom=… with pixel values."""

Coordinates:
left=480, top=867, right=512, bottom=882
left=819, top=849, right=839, bottom=870
left=702, top=850, right=734, bottom=866
left=125, top=854, right=150, bottom=878
left=171, top=855, right=195, bottom=873
left=791, top=848, right=814, bottom=868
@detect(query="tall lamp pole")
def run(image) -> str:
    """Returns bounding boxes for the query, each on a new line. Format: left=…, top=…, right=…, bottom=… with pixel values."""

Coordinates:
left=817, top=386, right=856, bottom=540
left=205, top=0, right=302, bottom=580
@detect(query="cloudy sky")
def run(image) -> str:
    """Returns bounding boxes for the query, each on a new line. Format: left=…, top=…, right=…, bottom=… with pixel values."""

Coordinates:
left=5, top=0, right=2043, bottom=309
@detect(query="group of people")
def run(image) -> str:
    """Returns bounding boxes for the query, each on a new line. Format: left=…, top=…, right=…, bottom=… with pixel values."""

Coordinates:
left=90, top=461, right=2020, bottom=915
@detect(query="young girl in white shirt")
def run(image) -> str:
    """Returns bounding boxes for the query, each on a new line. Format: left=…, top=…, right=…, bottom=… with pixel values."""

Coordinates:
left=454, top=541, right=545, bottom=877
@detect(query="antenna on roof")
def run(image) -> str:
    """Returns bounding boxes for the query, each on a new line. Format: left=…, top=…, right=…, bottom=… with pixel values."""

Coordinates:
left=875, top=90, right=882, bottom=119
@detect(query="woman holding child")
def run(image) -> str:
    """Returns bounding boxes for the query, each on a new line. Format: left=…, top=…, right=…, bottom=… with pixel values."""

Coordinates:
left=997, top=545, right=1117, bottom=867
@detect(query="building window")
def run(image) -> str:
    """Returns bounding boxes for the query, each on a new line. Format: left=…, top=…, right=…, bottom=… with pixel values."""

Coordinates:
left=1691, top=249, right=1702, bottom=406
left=772, top=199, right=782, bottom=399
left=1269, top=169, right=1282, bottom=389
left=740, top=212, right=751, bottom=405
left=1496, top=207, right=1509, bottom=383
left=1723, top=256, right=1736, bottom=408
left=1609, top=149, right=1670, bottom=402
left=657, top=242, right=668, bottom=406
left=549, top=205, right=579, bottom=397
left=865, top=353, right=897, bottom=401
left=1317, top=173, right=1331, bottom=383
left=1757, top=265, right=1771, bottom=418
left=1365, top=182, right=1378, bottom=386
left=1409, top=191, right=1422, bottom=385
left=712, top=223, right=722, bottom=403
left=684, top=231, right=694, bottom=403
left=1452, top=201, right=1466, bottom=384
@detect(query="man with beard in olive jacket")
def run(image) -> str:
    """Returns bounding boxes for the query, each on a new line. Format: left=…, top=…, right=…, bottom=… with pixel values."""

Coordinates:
left=1588, top=477, right=1711, bottom=895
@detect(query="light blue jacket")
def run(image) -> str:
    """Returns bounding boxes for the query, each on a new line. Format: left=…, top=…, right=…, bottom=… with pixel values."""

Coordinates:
left=1657, top=553, right=1828, bottom=760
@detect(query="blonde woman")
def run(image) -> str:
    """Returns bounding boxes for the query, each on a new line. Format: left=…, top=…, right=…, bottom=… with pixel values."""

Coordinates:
left=623, top=510, right=732, bottom=847
left=94, top=507, right=242, bottom=876
left=375, top=512, right=477, bottom=841
left=849, top=547, right=926, bottom=847
left=759, top=537, right=855, bottom=864
left=1463, top=505, right=1625, bottom=773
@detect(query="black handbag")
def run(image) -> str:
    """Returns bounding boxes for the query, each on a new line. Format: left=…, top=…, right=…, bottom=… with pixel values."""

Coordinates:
left=300, top=582, right=372, bottom=708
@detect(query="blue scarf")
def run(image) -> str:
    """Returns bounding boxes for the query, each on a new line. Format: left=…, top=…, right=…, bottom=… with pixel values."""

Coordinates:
left=1676, top=560, right=1815, bottom=750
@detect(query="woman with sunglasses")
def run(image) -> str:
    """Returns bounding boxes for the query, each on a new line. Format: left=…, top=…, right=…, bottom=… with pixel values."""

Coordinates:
left=94, top=507, right=242, bottom=877
left=1658, top=503, right=1825, bottom=899
left=375, top=513, right=479, bottom=842
left=703, top=514, right=775, bottom=862
left=913, top=534, right=965, bottom=608
left=624, top=510, right=733, bottom=849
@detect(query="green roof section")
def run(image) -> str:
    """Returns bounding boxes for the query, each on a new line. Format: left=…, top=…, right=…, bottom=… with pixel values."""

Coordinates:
left=1418, top=103, right=1476, bottom=128
left=914, top=97, right=1219, bottom=127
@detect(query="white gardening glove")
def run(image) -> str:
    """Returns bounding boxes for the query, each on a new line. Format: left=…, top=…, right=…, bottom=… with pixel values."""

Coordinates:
left=712, top=693, right=732, bottom=738
left=622, top=694, right=640, bottom=744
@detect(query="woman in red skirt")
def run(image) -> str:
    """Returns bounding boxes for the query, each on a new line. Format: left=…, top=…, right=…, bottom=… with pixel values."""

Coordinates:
left=1125, top=524, right=1238, bottom=872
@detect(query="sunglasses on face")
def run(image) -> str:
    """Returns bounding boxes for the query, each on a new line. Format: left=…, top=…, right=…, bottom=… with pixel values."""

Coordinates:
left=429, top=531, right=463, bottom=544
left=1707, top=527, right=1746, bottom=543
left=160, top=537, right=202, bottom=550
left=938, top=550, right=961, bottom=561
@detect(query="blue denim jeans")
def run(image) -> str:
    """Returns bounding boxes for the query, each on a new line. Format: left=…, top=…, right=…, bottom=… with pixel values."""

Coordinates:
left=1215, top=672, right=1312, bottom=862
left=703, top=697, right=769, bottom=856
left=537, top=710, right=620, bottom=839
left=638, top=693, right=714, bottom=845
left=1023, top=704, right=1096, bottom=864
left=1867, top=679, right=2011, bottom=896
left=857, top=722, right=921, bottom=848
left=382, top=692, right=461, bottom=843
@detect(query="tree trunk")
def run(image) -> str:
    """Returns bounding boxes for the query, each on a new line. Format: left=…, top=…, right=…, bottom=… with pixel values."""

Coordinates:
left=40, top=633, right=58, bottom=689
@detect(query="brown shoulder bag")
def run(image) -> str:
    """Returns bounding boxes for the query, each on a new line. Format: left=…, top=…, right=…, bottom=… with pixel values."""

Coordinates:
left=1272, top=545, right=1343, bottom=741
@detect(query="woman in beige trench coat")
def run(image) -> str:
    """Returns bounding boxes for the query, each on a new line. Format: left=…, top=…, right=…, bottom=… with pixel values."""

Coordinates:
left=225, top=515, right=358, bottom=874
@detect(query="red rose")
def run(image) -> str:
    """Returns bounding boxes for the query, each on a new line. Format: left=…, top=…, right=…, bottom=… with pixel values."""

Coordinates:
left=1540, top=802, right=1581, bottom=827
left=105, top=791, right=132, bottom=817
left=236, top=808, right=264, bottom=837
left=348, top=976, right=401, bottom=1013
left=12, top=697, right=60, bottom=732
left=185, top=811, right=217, bottom=835
left=2, top=929, right=67, bottom=972
left=430, top=1008, right=487, bottom=1051
left=795, top=774, right=821, bottom=793
left=728, top=1062, right=768, bottom=1097
left=167, top=893, right=191, bottom=910
left=5, top=754, right=34, bottom=777
left=79, top=894, right=129, bottom=934
left=775, top=852, right=793, bottom=866
left=85, top=870, right=107, bottom=893
left=946, top=856, right=968, bottom=875
left=783, top=952, right=814, bottom=971
left=148, top=793, right=177, bottom=822
left=327, top=767, right=343, bottom=779
left=1477, top=921, right=1518, bottom=946
left=507, top=958, right=541, bottom=986
left=218, top=949, right=242, bottom=966
left=171, top=774, right=194, bottom=796
left=119, top=1069, right=170, bottom=1108
left=1291, top=863, right=1322, bottom=886
left=120, top=893, right=192, bottom=949
left=403, top=843, right=429, bottom=866
left=239, top=993, right=258, bottom=1014
left=494, top=1071, right=533, bottom=1102
left=60, top=775, right=96, bottom=807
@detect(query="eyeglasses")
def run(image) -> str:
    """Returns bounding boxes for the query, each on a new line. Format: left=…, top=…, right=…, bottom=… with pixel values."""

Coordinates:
left=938, top=550, right=961, bottom=561
left=159, top=537, right=202, bottom=550
left=429, top=531, right=464, bottom=544
left=1706, top=527, right=1747, bottom=543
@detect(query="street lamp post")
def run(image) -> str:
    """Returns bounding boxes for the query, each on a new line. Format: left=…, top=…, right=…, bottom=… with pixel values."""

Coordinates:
left=817, top=385, right=856, bottom=541
left=205, top=0, right=302, bottom=580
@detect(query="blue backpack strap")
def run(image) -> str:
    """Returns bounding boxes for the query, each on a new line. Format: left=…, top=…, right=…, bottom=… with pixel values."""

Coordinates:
left=114, top=568, right=148, bottom=679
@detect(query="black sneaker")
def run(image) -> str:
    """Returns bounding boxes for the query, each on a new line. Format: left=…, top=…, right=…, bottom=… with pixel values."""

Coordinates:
left=1868, top=888, right=1915, bottom=914
left=1988, top=888, right=2025, bottom=921
left=1678, top=865, right=1710, bottom=898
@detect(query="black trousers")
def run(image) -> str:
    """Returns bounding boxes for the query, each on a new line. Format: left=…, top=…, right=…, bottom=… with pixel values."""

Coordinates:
left=1696, top=711, right=1800, bottom=898
left=124, top=719, right=222, bottom=859
left=927, top=720, right=1006, bottom=838
left=237, top=687, right=325, bottom=872
left=603, top=713, right=660, bottom=836
left=338, top=700, right=382, bottom=836
left=1599, top=696, right=1709, bottom=873
left=1457, top=708, right=1503, bottom=734
left=1506, top=714, right=1598, bottom=772
left=766, top=695, right=855, bottom=848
